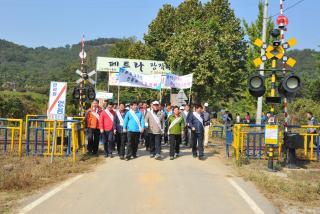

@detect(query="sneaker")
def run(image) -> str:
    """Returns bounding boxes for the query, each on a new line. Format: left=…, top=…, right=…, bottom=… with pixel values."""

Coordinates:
left=175, top=153, right=179, bottom=158
left=193, top=154, right=197, bottom=158
left=104, top=154, right=108, bottom=158
left=198, top=156, right=205, bottom=161
left=150, top=154, right=155, bottom=158
left=125, top=157, right=130, bottom=161
left=170, top=156, right=174, bottom=160
left=110, top=154, right=114, bottom=158
left=155, top=154, right=162, bottom=160
left=120, top=156, right=125, bottom=160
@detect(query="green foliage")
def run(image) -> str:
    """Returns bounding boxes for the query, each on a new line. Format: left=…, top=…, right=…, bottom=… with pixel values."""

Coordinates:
left=288, top=98, right=320, bottom=124
left=0, top=91, right=47, bottom=118
left=0, top=38, right=119, bottom=93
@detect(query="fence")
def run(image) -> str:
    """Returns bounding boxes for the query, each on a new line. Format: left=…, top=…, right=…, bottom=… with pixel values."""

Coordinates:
left=25, top=117, right=86, bottom=160
left=232, top=124, right=283, bottom=161
left=0, top=118, right=23, bottom=155
left=211, top=125, right=224, bottom=143
left=0, top=115, right=86, bottom=162
left=287, top=125, right=320, bottom=161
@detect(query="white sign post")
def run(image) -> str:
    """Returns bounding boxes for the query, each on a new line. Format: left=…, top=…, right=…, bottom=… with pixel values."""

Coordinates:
left=47, top=82, right=67, bottom=163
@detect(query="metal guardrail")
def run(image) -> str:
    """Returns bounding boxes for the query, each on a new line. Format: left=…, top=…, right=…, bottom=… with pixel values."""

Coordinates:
left=0, top=118, right=23, bottom=155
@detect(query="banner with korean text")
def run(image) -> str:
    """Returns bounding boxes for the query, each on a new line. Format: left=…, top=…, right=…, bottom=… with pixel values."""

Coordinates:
left=96, top=57, right=171, bottom=74
left=117, top=68, right=162, bottom=90
left=164, top=73, right=193, bottom=89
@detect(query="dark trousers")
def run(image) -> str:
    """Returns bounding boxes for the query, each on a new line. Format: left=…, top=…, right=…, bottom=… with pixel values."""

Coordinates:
left=192, top=132, right=204, bottom=157
left=127, top=132, right=140, bottom=158
left=87, top=128, right=100, bottom=154
left=144, top=129, right=150, bottom=149
left=169, top=134, right=181, bottom=157
left=116, top=132, right=127, bottom=157
left=164, top=128, right=169, bottom=144
left=102, top=131, right=114, bottom=155
left=149, top=133, right=162, bottom=155
left=184, top=128, right=193, bottom=146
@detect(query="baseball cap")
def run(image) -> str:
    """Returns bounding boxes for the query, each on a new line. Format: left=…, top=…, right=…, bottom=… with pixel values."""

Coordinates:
left=152, top=101, right=160, bottom=105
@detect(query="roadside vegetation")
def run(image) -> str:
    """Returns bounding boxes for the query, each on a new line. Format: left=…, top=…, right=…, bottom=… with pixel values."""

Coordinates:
left=0, top=155, right=103, bottom=213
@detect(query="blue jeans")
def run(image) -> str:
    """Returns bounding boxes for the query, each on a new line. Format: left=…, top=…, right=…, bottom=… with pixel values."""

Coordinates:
left=102, top=131, right=114, bottom=155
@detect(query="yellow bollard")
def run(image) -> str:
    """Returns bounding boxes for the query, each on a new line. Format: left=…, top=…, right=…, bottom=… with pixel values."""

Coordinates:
left=18, top=120, right=23, bottom=156
left=72, top=123, right=76, bottom=162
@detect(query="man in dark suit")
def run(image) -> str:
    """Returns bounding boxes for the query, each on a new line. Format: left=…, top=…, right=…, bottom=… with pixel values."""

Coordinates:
left=190, top=104, right=205, bottom=160
left=113, top=103, right=128, bottom=160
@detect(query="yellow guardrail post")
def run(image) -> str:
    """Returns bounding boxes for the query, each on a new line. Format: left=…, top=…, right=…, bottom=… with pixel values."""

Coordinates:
left=18, top=119, right=23, bottom=156
left=72, top=123, right=76, bottom=162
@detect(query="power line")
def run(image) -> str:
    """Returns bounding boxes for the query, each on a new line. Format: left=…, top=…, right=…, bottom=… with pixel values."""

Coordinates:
left=267, top=0, right=307, bottom=19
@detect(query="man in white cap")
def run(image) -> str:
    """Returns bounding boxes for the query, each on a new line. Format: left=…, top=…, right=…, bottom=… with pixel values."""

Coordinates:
left=145, top=101, right=165, bottom=160
left=203, top=102, right=211, bottom=147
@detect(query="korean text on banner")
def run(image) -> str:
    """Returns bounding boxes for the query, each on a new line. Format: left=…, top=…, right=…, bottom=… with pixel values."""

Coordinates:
left=116, top=68, right=162, bottom=90
left=47, top=82, right=67, bottom=120
left=96, top=57, right=172, bottom=74
left=165, top=73, right=193, bottom=89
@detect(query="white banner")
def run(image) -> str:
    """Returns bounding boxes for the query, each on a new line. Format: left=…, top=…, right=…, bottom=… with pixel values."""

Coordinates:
left=96, top=57, right=172, bottom=74
left=118, top=68, right=162, bottom=90
left=164, top=73, right=193, bottom=89
left=95, top=91, right=113, bottom=100
left=47, top=82, right=67, bottom=120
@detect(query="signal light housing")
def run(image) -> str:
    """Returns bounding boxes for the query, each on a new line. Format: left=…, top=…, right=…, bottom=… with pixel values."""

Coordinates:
left=248, top=73, right=266, bottom=98
left=278, top=74, right=301, bottom=99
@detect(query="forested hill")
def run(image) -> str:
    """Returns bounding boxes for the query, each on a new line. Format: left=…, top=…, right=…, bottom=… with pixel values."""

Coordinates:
left=287, top=49, right=319, bottom=79
left=0, top=38, right=120, bottom=93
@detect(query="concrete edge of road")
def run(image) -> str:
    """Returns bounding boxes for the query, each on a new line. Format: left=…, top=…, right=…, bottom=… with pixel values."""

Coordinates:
left=228, top=177, right=279, bottom=214
left=18, top=174, right=83, bottom=214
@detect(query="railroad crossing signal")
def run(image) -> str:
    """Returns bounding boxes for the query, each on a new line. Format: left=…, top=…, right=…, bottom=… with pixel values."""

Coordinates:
left=253, top=37, right=297, bottom=68
left=75, top=69, right=96, bottom=85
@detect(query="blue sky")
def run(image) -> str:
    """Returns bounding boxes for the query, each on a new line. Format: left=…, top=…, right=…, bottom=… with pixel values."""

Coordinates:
left=0, top=0, right=318, bottom=50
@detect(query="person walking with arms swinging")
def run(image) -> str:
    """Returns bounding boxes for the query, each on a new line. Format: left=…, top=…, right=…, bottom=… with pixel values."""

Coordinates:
left=190, top=104, right=205, bottom=160
left=123, top=101, right=145, bottom=161
left=145, top=101, right=165, bottom=160
left=168, top=106, right=185, bottom=160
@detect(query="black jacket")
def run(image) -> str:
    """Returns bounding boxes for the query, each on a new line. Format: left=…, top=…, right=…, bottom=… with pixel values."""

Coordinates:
left=113, top=109, right=128, bottom=133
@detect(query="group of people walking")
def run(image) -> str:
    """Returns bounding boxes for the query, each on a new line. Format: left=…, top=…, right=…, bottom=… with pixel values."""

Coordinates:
left=85, top=99, right=211, bottom=161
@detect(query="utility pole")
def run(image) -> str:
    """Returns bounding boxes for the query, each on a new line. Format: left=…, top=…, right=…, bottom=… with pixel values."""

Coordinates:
left=256, top=0, right=269, bottom=125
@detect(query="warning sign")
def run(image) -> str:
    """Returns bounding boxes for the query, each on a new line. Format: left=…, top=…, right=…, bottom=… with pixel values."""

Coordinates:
left=265, top=125, right=279, bottom=145
left=47, top=82, right=67, bottom=120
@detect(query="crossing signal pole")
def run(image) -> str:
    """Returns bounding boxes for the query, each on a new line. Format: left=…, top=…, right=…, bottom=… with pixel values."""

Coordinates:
left=73, top=35, right=96, bottom=116
left=249, top=9, right=301, bottom=170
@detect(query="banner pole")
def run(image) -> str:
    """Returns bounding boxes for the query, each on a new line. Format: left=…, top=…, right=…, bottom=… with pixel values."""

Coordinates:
left=188, top=87, right=192, bottom=105
left=107, top=71, right=110, bottom=92
left=117, top=84, right=120, bottom=105
left=159, top=88, right=162, bottom=104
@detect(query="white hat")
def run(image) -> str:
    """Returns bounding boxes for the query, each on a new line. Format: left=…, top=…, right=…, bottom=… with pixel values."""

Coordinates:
left=204, top=103, right=209, bottom=107
left=152, top=101, right=160, bottom=105
left=180, top=106, right=185, bottom=110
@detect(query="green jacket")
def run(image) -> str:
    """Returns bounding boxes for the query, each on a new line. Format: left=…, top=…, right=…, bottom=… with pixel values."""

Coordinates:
left=167, top=115, right=185, bottom=135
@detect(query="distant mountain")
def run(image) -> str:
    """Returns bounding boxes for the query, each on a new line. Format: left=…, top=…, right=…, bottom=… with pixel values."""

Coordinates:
left=287, top=49, right=318, bottom=79
left=0, top=38, right=121, bottom=93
